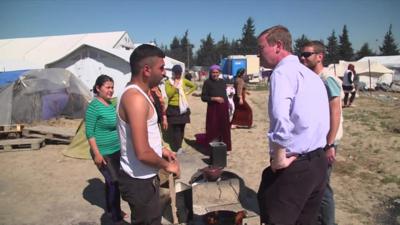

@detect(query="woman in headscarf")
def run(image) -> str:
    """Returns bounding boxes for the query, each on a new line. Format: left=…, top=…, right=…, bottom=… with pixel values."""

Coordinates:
left=165, top=65, right=196, bottom=153
left=201, top=65, right=232, bottom=151
left=231, top=68, right=253, bottom=128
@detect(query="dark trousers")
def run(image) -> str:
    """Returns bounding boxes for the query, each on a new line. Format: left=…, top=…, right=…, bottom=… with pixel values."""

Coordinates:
left=344, top=91, right=356, bottom=106
left=257, top=148, right=328, bottom=225
left=119, top=170, right=161, bottom=225
left=96, top=151, right=123, bottom=222
left=169, top=124, right=186, bottom=152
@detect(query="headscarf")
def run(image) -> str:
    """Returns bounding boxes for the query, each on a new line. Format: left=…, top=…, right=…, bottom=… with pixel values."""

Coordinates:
left=209, top=64, right=221, bottom=77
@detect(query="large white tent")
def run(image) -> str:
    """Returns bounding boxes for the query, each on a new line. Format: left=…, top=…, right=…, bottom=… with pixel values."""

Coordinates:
left=325, top=60, right=394, bottom=89
left=46, top=44, right=185, bottom=97
left=0, top=31, right=134, bottom=72
left=0, top=32, right=185, bottom=97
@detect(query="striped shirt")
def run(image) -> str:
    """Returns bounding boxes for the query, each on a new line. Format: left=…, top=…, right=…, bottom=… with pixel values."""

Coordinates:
left=85, top=98, right=120, bottom=156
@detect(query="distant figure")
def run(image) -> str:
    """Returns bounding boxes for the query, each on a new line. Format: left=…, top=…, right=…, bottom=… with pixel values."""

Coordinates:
left=117, top=44, right=180, bottom=225
left=257, top=25, right=329, bottom=225
left=342, top=64, right=358, bottom=107
left=226, top=82, right=236, bottom=122
left=184, top=72, right=193, bottom=81
left=301, top=40, right=344, bottom=225
left=165, top=65, right=196, bottom=153
left=201, top=64, right=232, bottom=151
left=231, top=68, right=253, bottom=128
left=85, top=74, right=126, bottom=223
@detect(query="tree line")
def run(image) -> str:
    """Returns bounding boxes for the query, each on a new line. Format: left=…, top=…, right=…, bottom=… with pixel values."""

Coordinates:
left=160, top=17, right=399, bottom=68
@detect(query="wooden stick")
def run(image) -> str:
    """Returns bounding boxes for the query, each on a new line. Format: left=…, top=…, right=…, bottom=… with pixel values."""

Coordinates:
left=169, top=173, right=178, bottom=224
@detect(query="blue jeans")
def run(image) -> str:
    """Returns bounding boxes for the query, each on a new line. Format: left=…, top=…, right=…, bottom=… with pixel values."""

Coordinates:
left=318, top=164, right=335, bottom=225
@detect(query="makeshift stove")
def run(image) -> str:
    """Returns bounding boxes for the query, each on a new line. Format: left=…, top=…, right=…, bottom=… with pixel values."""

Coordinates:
left=169, top=141, right=259, bottom=225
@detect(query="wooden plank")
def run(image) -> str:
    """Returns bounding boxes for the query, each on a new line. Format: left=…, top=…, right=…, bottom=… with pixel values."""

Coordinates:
left=0, top=138, right=45, bottom=152
left=22, top=125, right=76, bottom=143
left=0, top=124, right=24, bottom=134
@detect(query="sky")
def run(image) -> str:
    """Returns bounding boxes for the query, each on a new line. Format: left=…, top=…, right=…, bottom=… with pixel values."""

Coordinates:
left=1, top=0, right=399, bottom=54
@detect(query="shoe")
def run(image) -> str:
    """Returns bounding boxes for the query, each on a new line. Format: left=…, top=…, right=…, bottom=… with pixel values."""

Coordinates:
left=177, top=148, right=185, bottom=154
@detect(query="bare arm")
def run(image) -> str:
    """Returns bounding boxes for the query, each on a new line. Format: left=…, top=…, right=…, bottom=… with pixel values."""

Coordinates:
left=121, top=90, right=179, bottom=175
left=87, top=138, right=106, bottom=167
left=326, top=96, right=341, bottom=164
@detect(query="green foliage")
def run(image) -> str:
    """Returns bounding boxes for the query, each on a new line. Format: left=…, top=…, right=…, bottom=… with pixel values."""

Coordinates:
left=293, top=34, right=310, bottom=56
left=355, top=42, right=375, bottom=60
left=379, top=24, right=400, bottom=56
left=338, top=25, right=354, bottom=61
left=239, top=17, right=258, bottom=55
left=325, top=30, right=340, bottom=65
left=196, top=33, right=218, bottom=67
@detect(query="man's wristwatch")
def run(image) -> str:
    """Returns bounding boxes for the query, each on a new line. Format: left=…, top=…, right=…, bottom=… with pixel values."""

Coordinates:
left=325, top=143, right=335, bottom=150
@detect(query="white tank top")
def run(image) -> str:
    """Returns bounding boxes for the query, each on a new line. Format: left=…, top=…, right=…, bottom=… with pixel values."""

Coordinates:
left=117, top=84, right=162, bottom=179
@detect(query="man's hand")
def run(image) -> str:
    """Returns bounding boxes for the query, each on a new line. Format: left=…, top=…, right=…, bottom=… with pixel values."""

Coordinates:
left=325, top=147, right=336, bottom=164
left=270, top=155, right=297, bottom=172
left=166, top=160, right=180, bottom=178
left=162, top=147, right=177, bottom=162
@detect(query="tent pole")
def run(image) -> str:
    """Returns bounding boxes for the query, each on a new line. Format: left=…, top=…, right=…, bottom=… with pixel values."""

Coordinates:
left=368, top=59, right=372, bottom=91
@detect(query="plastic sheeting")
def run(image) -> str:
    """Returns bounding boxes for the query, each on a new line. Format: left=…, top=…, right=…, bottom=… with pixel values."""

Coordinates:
left=0, top=68, right=91, bottom=125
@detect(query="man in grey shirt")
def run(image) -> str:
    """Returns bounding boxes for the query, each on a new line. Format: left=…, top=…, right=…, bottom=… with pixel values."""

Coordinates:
left=257, top=25, right=330, bottom=225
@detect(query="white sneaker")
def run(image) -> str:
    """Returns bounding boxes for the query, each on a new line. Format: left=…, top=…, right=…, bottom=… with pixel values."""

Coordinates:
left=177, top=148, right=185, bottom=154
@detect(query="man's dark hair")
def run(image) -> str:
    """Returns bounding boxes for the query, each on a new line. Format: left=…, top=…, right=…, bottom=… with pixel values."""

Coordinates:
left=129, top=44, right=165, bottom=76
left=304, top=40, right=325, bottom=54
left=258, top=25, right=293, bottom=52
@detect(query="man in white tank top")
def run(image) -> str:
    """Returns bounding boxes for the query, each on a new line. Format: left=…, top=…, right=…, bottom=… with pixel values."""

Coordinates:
left=117, top=44, right=180, bottom=225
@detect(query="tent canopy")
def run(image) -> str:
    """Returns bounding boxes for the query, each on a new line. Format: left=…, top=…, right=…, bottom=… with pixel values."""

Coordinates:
left=326, top=60, right=393, bottom=77
left=0, top=68, right=91, bottom=125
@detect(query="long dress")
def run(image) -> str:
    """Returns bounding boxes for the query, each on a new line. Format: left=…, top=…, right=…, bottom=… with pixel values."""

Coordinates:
left=201, top=78, right=232, bottom=151
left=231, top=77, right=253, bottom=128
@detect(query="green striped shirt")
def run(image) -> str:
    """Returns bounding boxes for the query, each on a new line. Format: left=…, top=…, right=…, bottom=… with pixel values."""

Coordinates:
left=85, top=98, right=120, bottom=155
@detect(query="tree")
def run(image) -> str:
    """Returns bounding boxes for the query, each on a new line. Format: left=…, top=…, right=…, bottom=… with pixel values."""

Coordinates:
left=325, top=30, right=340, bottom=65
left=216, top=35, right=231, bottom=61
left=239, top=17, right=258, bottom=55
left=355, top=43, right=375, bottom=60
left=379, top=24, right=399, bottom=56
left=293, top=34, right=310, bottom=56
left=338, top=25, right=354, bottom=61
left=168, top=37, right=181, bottom=60
left=196, top=33, right=218, bottom=67
left=180, top=30, right=194, bottom=69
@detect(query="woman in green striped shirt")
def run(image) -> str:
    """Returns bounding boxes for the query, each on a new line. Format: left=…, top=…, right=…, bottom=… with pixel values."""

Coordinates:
left=85, top=75, right=125, bottom=223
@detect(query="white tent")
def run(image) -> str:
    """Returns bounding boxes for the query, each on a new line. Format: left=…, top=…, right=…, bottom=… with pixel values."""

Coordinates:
left=46, top=44, right=184, bottom=97
left=325, top=60, right=395, bottom=90
left=326, top=60, right=393, bottom=78
left=0, top=31, right=134, bottom=72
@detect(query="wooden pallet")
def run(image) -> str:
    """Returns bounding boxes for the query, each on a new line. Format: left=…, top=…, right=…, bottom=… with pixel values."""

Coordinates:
left=22, top=125, right=76, bottom=144
left=0, top=138, right=45, bottom=152
left=0, top=124, right=24, bottom=133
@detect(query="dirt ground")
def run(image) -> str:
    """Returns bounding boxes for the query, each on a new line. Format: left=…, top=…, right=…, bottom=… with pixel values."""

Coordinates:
left=0, top=88, right=399, bottom=225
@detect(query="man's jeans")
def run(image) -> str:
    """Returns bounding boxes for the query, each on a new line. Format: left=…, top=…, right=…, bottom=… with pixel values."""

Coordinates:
left=319, top=165, right=335, bottom=225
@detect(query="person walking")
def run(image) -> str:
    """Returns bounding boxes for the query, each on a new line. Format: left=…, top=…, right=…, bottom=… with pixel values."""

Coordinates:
left=301, top=40, right=344, bottom=225
left=231, top=68, right=253, bottom=129
left=256, top=25, right=330, bottom=225
left=117, top=44, right=180, bottom=225
left=165, top=64, right=196, bottom=153
left=85, top=74, right=126, bottom=224
left=201, top=64, right=232, bottom=152
left=342, top=64, right=358, bottom=107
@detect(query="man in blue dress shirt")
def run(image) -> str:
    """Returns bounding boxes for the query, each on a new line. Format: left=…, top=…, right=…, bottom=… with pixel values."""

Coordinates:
left=257, top=25, right=330, bottom=225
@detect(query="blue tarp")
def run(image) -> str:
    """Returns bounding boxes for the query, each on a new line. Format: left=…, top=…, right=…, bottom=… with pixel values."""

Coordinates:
left=0, top=70, right=29, bottom=87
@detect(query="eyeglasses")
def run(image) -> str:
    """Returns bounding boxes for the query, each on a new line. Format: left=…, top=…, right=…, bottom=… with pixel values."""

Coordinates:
left=300, top=52, right=317, bottom=58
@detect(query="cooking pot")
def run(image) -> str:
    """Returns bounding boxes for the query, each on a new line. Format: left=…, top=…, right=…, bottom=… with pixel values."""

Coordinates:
left=201, top=166, right=223, bottom=182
